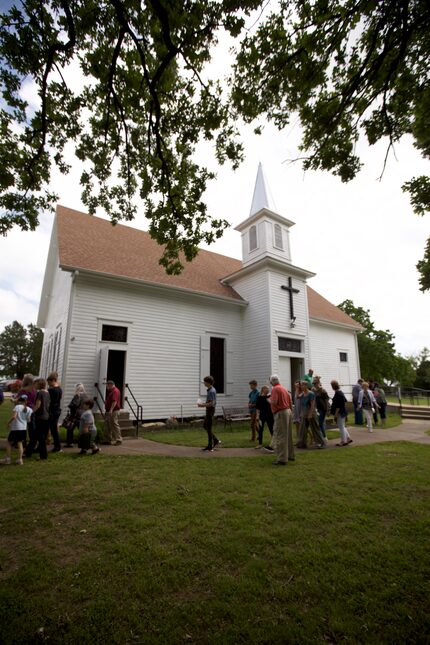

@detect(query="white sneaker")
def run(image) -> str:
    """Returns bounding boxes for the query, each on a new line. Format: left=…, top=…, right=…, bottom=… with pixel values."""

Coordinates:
left=16, top=458, right=24, bottom=465
left=0, top=457, right=11, bottom=465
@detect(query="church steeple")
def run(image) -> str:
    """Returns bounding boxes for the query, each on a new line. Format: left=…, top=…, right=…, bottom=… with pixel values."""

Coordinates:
left=235, top=164, right=295, bottom=267
left=249, top=162, right=277, bottom=215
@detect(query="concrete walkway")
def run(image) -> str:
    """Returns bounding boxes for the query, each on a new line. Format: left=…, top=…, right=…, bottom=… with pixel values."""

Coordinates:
left=85, top=418, right=430, bottom=458
left=1, top=419, right=429, bottom=459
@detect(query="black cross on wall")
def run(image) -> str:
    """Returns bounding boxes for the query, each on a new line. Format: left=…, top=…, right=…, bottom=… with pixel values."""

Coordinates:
left=281, top=277, right=300, bottom=322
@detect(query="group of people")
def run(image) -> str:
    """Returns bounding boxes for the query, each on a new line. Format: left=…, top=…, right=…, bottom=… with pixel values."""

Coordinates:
left=352, top=378, right=387, bottom=432
left=199, top=368, right=386, bottom=466
left=2, top=369, right=387, bottom=466
left=0, top=375, right=122, bottom=465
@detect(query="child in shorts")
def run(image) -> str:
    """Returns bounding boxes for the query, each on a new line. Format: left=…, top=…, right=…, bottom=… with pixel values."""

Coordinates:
left=1, top=395, right=33, bottom=465
left=78, top=399, right=100, bottom=455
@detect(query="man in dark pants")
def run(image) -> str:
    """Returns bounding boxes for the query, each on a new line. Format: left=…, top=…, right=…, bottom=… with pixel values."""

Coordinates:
left=198, top=376, right=220, bottom=452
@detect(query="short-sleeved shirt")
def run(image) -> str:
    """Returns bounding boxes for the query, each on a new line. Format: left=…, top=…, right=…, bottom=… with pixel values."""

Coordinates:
left=10, top=404, right=32, bottom=431
left=48, top=386, right=62, bottom=414
left=248, top=389, right=259, bottom=411
left=270, top=384, right=292, bottom=414
left=256, top=395, right=273, bottom=421
left=105, top=386, right=121, bottom=412
left=206, top=386, right=217, bottom=409
left=301, top=391, right=316, bottom=414
left=79, top=410, right=95, bottom=435
left=302, top=373, right=313, bottom=387
left=34, top=390, right=50, bottom=420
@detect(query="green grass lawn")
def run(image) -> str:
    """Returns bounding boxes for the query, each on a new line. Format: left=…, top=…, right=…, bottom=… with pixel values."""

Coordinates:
left=0, top=439, right=429, bottom=644
left=143, top=412, right=403, bottom=447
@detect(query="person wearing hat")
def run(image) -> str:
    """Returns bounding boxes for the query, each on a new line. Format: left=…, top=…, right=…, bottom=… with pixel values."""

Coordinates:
left=0, top=394, right=33, bottom=466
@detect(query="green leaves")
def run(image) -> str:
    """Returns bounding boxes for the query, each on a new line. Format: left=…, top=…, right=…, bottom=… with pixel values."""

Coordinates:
left=0, top=0, right=238, bottom=271
left=338, top=300, right=415, bottom=385
left=0, top=1, right=429, bottom=283
left=0, top=321, right=43, bottom=378
left=232, top=0, right=430, bottom=288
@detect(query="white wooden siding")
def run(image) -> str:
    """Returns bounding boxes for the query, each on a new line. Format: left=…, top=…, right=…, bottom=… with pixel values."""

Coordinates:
left=308, top=320, right=360, bottom=398
left=39, top=262, right=72, bottom=382
left=230, top=270, right=273, bottom=389
left=268, top=272, right=310, bottom=377
left=66, top=275, right=245, bottom=419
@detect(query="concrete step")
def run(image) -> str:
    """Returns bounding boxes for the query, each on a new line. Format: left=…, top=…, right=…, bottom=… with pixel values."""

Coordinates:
left=121, top=425, right=139, bottom=438
left=401, top=406, right=430, bottom=420
left=94, top=410, right=142, bottom=437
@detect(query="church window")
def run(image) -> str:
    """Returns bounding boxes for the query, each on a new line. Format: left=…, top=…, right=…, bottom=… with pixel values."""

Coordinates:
left=53, top=330, right=59, bottom=370
left=339, top=352, right=348, bottom=362
left=249, top=225, right=257, bottom=251
left=274, top=223, right=283, bottom=249
left=210, top=337, right=225, bottom=394
left=278, top=337, right=301, bottom=353
left=101, top=324, right=128, bottom=343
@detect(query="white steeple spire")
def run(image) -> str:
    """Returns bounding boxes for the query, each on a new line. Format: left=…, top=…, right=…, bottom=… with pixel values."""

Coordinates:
left=249, top=162, right=277, bottom=215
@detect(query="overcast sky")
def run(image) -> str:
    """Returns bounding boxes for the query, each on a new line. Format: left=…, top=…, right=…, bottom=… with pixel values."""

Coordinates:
left=0, top=9, right=429, bottom=359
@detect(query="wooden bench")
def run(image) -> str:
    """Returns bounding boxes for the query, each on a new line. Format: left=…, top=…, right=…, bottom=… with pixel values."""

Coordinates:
left=222, top=406, right=251, bottom=427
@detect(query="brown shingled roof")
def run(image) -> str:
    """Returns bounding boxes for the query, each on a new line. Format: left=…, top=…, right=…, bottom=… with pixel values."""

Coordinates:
left=307, top=286, right=362, bottom=329
left=56, top=205, right=361, bottom=328
left=56, top=205, right=244, bottom=301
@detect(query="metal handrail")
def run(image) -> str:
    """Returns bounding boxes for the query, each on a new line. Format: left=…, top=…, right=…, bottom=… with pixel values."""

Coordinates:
left=93, top=382, right=106, bottom=419
left=125, top=383, right=143, bottom=435
left=125, top=383, right=140, bottom=411
left=124, top=398, right=143, bottom=437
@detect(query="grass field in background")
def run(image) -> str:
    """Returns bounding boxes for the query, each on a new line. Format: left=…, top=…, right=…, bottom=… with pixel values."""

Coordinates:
left=386, top=395, right=429, bottom=406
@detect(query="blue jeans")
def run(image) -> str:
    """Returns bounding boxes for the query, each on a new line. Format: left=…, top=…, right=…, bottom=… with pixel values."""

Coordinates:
left=318, top=410, right=327, bottom=437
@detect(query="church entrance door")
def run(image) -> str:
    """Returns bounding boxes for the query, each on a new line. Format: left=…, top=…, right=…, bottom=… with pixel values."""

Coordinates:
left=98, top=348, right=126, bottom=407
left=278, top=356, right=303, bottom=393
left=106, top=349, right=126, bottom=407
left=290, top=357, right=303, bottom=388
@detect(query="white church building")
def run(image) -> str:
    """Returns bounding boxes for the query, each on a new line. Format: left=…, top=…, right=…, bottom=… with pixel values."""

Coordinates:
left=37, top=165, right=362, bottom=419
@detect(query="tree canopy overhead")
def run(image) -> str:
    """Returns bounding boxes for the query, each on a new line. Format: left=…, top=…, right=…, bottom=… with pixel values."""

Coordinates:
left=1, top=1, right=429, bottom=281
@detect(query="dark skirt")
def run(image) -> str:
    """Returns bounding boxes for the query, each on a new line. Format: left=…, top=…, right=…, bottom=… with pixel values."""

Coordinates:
left=8, top=429, right=27, bottom=444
